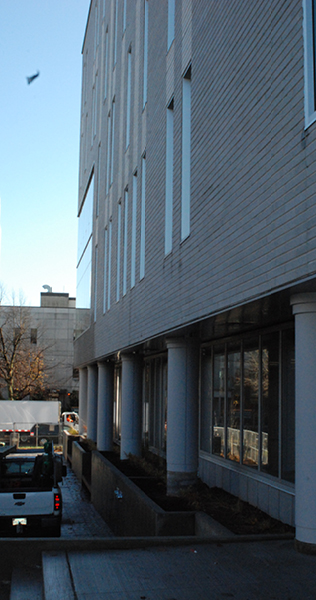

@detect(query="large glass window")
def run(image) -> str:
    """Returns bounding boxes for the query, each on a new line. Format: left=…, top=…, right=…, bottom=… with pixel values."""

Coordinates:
left=243, top=340, right=259, bottom=468
left=145, top=357, right=167, bottom=454
left=200, top=326, right=295, bottom=484
left=213, top=349, right=225, bottom=457
left=200, top=349, right=212, bottom=454
left=281, top=328, right=295, bottom=483
left=227, top=346, right=241, bottom=463
left=261, top=332, right=279, bottom=477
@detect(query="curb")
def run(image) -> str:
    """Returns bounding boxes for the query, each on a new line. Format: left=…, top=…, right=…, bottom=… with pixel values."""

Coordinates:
left=1, top=531, right=295, bottom=553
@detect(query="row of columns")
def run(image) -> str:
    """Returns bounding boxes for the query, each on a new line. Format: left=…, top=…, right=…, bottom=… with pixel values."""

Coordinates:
left=78, top=293, right=316, bottom=552
left=78, top=338, right=199, bottom=495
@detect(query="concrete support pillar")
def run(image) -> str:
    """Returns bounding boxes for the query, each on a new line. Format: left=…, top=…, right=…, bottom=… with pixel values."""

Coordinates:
left=120, top=354, right=143, bottom=460
left=291, top=293, right=316, bottom=553
left=78, top=367, right=88, bottom=436
left=97, top=361, right=114, bottom=451
left=87, top=364, right=98, bottom=443
left=166, top=338, right=199, bottom=496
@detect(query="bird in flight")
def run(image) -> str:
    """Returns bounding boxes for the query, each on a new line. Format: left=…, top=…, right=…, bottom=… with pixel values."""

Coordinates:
left=26, top=71, right=40, bottom=85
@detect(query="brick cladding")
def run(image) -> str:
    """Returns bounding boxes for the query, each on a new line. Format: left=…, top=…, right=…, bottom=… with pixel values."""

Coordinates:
left=75, top=0, right=316, bottom=367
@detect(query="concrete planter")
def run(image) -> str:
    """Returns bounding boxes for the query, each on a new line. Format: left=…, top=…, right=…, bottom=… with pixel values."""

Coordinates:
left=71, top=441, right=92, bottom=492
left=63, top=430, right=80, bottom=464
left=91, top=451, right=196, bottom=537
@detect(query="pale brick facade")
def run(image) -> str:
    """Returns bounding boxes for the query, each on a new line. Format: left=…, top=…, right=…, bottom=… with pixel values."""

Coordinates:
left=75, top=1, right=316, bottom=550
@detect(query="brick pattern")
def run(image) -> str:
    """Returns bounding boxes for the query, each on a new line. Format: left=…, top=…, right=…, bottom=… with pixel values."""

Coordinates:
left=75, top=0, right=316, bottom=367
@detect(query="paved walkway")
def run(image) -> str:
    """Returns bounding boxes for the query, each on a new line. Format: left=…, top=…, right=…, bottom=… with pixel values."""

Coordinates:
left=60, top=467, right=113, bottom=538
left=42, top=539, right=316, bottom=600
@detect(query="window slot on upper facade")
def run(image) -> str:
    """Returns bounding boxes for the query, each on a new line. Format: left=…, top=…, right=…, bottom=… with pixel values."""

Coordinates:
left=303, top=0, right=316, bottom=127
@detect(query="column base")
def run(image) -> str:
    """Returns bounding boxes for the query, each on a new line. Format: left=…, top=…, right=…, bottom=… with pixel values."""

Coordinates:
left=167, top=470, right=197, bottom=496
left=295, top=538, right=316, bottom=555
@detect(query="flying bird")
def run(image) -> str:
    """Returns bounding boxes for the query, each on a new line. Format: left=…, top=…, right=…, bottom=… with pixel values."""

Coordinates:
left=26, top=70, right=40, bottom=85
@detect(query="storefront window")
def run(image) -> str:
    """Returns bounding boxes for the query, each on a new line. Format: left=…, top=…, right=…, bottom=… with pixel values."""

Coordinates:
left=145, top=357, right=167, bottom=454
left=243, top=341, right=259, bottom=467
left=261, top=332, right=279, bottom=477
left=200, top=350, right=212, bottom=453
left=213, top=350, right=225, bottom=456
left=227, top=346, right=241, bottom=463
left=281, top=328, right=295, bottom=483
left=200, top=325, right=295, bottom=484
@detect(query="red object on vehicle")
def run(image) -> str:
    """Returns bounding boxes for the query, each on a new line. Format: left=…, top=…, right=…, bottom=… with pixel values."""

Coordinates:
left=54, top=493, right=61, bottom=511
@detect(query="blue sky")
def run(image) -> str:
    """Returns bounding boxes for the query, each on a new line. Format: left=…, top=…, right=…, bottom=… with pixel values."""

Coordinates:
left=0, top=0, right=90, bottom=306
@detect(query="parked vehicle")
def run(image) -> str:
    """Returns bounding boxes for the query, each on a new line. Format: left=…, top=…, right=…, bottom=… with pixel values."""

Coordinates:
left=0, top=400, right=61, bottom=446
left=61, top=411, right=79, bottom=431
left=0, top=442, right=66, bottom=536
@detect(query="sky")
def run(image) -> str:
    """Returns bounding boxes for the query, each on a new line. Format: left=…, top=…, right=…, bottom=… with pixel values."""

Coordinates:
left=0, top=0, right=90, bottom=306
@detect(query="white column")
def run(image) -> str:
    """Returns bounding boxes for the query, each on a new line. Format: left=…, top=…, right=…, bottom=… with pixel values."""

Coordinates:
left=291, top=293, right=316, bottom=551
left=166, top=338, right=199, bottom=496
left=97, top=361, right=114, bottom=451
left=87, top=364, right=98, bottom=442
left=120, top=354, right=143, bottom=459
left=79, top=368, right=88, bottom=436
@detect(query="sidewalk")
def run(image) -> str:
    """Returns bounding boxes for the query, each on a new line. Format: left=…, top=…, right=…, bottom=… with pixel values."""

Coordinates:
left=42, top=539, right=316, bottom=600
left=60, top=468, right=113, bottom=538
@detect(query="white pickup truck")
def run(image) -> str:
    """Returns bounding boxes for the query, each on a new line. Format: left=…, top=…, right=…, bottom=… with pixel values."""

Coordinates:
left=0, top=443, right=66, bottom=537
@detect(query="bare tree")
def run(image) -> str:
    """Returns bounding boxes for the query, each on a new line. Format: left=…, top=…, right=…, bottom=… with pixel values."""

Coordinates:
left=0, top=300, right=47, bottom=401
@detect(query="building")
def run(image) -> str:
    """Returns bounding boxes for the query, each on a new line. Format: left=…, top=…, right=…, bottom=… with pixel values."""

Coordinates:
left=0, top=292, right=79, bottom=409
left=74, top=0, right=316, bottom=552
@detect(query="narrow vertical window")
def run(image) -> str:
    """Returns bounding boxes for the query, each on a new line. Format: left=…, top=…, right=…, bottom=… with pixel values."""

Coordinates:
left=140, top=154, right=146, bottom=280
left=94, top=245, right=98, bottom=321
left=126, top=48, right=132, bottom=149
left=93, top=73, right=98, bottom=140
left=143, top=0, right=148, bottom=108
left=106, top=111, right=111, bottom=194
left=131, top=171, right=137, bottom=288
left=181, top=66, right=191, bottom=241
left=96, top=144, right=101, bottom=218
left=85, top=113, right=89, bottom=169
left=94, top=1, right=99, bottom=59
left=116, top=202, right=122, bottom=302
left=165, top=99, right=174, bottom=255
left=103, top=227, right=108, bottom=313
left=123, top=189, right=128, bottom=296
left=104, top=28, right=108, bottom=100
left=123, top=0, right=127, bottom=32
left=110, top=99, right=116, bottom=186
left=107, top=220, right=112, bottom=309
left=303, top=0, right=316, bottom=127
left=113, top=0, right=118, bottom=67
left=91, top=84, right=95, bottom=146
left=168, top=0, right=175, bottom=50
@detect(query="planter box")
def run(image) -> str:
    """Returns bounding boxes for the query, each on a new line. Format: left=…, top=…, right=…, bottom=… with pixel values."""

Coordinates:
left=71, top=441, right=92, bottom=493
left=63, top=431, right=80, bottom=464
left=91, top=451, right=195, bottom=537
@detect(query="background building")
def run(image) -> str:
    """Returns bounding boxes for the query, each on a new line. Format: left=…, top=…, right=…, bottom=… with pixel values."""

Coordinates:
left=75, top=0, right=316, bottom=551
left=0, top=292, right=79, bottom=410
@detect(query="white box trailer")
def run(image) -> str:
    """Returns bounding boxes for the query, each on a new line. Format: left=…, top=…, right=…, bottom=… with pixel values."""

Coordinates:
left=0, top=401, right=61, bottom=446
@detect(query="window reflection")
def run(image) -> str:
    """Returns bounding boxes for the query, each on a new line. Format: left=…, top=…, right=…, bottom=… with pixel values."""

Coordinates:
left=227, top=348, right=241, bottom=462
left=200, top=351, right=212, bottom=453
left=199, top=327, right=295, bottom=484
left=243, top=342, right=259, bottom=467
left=261, top=332, right=279, bottom=477
left=213, top=351, right=225, bottom=456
